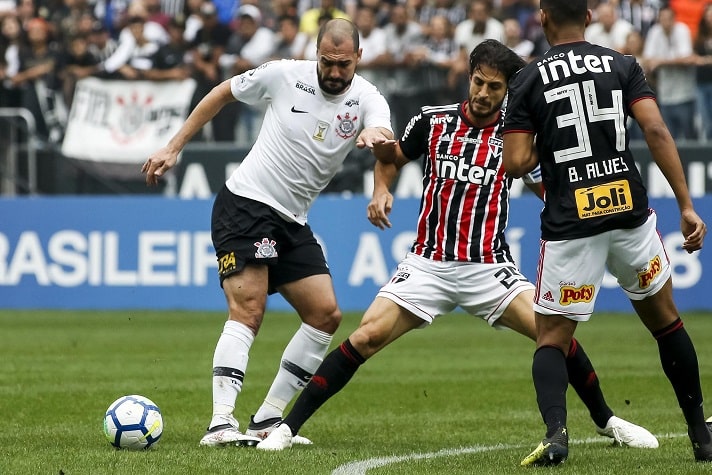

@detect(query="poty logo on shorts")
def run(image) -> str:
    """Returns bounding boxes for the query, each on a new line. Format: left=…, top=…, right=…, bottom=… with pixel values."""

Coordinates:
left=638, top=255, right=662, bottom=288
left=254, top=238, right=278, bottom=258
left=559, top=284, right=595, bottom=305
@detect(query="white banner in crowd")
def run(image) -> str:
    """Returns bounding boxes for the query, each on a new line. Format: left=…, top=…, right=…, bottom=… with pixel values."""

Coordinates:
left=61, top=77, right=196, bottom=163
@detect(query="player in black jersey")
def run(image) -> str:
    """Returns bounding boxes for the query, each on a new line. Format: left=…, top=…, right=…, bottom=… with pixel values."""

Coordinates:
left=255, top=40, right=657, bottom=452
left=502, top=0, right=709, bottom=466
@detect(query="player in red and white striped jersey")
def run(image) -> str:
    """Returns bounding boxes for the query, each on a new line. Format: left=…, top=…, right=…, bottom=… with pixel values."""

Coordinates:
left=256, top=39, right=658, bottom=451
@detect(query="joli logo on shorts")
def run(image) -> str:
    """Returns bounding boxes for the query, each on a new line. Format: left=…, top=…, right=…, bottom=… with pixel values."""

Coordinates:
left=559, top=284, right=595, bottom=305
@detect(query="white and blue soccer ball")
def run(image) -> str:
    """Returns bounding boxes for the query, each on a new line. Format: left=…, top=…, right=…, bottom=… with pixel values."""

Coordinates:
left=103, top=395, right=163, bottom=450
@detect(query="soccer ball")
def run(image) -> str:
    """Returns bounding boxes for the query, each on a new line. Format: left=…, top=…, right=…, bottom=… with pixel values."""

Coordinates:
left=103, top=395, right=163, bottom=450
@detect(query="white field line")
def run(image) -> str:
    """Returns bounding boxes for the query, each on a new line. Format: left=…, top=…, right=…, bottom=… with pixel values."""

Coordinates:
left=331, top=433, right=688, bottom=475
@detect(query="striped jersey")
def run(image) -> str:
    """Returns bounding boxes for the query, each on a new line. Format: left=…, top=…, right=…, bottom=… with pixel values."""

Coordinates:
left=399, top=102, right=538, bottom=263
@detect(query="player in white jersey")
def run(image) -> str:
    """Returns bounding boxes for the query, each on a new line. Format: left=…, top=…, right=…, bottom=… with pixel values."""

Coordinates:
left=142, top=18, right=394, bottom=447
left=256, top=40, right=658, bottom=452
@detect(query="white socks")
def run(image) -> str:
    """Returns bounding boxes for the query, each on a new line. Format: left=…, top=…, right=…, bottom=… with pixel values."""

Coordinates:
left=210, top=320, right=254, bottom=428
left=253, top=323, right=333, bottom=422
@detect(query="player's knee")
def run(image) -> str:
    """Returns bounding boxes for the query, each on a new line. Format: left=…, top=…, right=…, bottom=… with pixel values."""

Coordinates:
left=350, top=323, right=388, bottom=357
left=304, top=305, right=342, bottom=334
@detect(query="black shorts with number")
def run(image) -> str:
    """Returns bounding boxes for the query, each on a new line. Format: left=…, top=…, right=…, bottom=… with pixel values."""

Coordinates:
left=211, top=185, right=330, bottom=293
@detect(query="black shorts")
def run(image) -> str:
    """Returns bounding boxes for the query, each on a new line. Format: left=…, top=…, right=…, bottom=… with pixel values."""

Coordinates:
left=211, top=185, right=330, bottom=293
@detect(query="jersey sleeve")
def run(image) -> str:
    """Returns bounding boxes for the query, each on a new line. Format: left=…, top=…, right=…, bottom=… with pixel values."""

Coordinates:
left=398, top=109, right=430, bottom=161
left=625, top=57, right=656, bottom=106
left=230, top=59, right=284, bottom=105
left=502, top=70, right=534, bottom=134
left=358, top=86, right=394, bottom=133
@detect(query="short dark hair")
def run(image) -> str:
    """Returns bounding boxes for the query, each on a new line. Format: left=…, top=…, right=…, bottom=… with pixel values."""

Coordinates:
left=469, top=39, right=525, bottom=82
left=540, top=0, right=588, bottom=27
left=316, top=18, right=360, bottom=52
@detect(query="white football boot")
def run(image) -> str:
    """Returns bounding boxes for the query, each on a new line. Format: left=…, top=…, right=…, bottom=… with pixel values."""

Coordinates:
left=596, top=416, right=659, bottom=448
left=256, top=423, right=294, bottom=451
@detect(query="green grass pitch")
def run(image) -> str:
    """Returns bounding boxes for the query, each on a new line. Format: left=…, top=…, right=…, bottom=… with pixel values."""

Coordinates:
left=2, top=309, right=712, bottom=474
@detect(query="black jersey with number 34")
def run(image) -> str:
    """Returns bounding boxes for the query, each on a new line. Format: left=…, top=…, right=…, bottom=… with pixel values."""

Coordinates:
left=504, top=41, right=655, bottom=240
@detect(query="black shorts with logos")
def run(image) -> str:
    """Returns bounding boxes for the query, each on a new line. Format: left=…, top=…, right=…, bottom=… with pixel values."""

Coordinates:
left=211, top=185, right=329, bottom=293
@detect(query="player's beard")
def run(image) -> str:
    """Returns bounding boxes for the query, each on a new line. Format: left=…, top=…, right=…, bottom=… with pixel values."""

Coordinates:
left=318, top=74, right=352, bottom=95
left=467, top=98, right=498, bottom=122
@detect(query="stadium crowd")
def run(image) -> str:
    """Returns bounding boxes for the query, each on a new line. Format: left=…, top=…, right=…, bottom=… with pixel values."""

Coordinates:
left=1, top=0, right=712, bottom=143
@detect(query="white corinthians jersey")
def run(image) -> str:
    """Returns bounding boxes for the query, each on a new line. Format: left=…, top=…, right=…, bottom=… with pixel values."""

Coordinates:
left=225, top=59, right=392, bottom=224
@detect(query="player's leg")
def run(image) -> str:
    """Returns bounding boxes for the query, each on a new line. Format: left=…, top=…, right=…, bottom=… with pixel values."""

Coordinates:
left=521, top=236, right=608, bottom=466
left=248, top=226, right=341, bottom=442
left=201, top=188, right=279, bottom=447
left=498, top=290, right=657, bottom=448
left=610, top=214, right=711, bottom=461
left=257, top=253, right=454, bottom=450
left=200, top=265, right=269, bottom=447
left=248, top=273, right=340, bottom=443
left=257, top=297, right=424, bottom=450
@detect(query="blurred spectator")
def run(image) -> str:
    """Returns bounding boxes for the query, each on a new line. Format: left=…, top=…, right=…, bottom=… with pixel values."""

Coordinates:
left=694, top=3, right=712, bottom=141
left=182, top=0, right=205, bottom=42
left=669, top=0, right=706, bottom=40
left=223, top=4, right=274, bottom=76
left=49, top=0, right=94, bottom=44
left=99, top=13, right=162, bottom=77
left=143, top=14, right=191, bottom=79
left=522, top=8, right=550, bottom=57
left=87, top=20, right=118, bottom=62
left=616, top=0, right=659, bottom=39
left=358, top=0, right=392, bottom=27
left=16, top=0, right=37, bottom=28
left=500, top=0, right=537, bottom=29
left=383, top=2, right=422, bottom=64
left=644, top=6, right=698, bottom=140
left=218, top=3, right=274, bottom=142
left=12, top=17, right=64, bottom=141
left=622, top=29, right=647, bottom=141
left=0, top=0, right=14, bottom=16
left=622, top=28, right=645, bottom=61
left=0, top=14, right=23, bottom=107
left=299, top=0, right=349, bottom=38
left=301, top=10, right=331, bottom=60
left=407, top=14, right=459, bottom=104
left=189, top=0, right=230, bottom=138
left=144, top=0, right=171, bottom=29
left=454, top=0, right=504, bottom=57
left=270, top=14, right=308, bottom=59
left=354, top=5, right=387, bottom=81
left=503, top=16, right=534, bottom=61
left=418, top=0, right=466, bottom=37
left=585, top=2, right=634, bottom=52
left=267, top=0, right=300, bottom=31
left=56, top=31, right=98, bottom=105
left=212, top=0, right=238, bottom=25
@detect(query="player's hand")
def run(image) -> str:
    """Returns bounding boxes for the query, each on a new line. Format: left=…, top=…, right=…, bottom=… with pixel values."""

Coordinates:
left=142, top=147, right=178, bottom=186
left=680, top=208, right=706, bottom=253
left=367, top=190, right=393, bottom=230
left=356, top=128, right=395, bottom=149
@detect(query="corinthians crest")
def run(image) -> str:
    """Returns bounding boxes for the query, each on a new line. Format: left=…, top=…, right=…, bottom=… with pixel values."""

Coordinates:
left=335, top=112, right=358, bottom=139
left=254, top=238, right=278, bottom=258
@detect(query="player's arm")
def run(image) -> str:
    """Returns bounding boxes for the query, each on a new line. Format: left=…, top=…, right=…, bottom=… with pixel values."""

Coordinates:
left=502, top=131, right=538, bottom=178
left=367, top=140, right=410, bottom=230
left=632, top=98, right=707, bottom=252
left=142, top=79, right=236, bottom=185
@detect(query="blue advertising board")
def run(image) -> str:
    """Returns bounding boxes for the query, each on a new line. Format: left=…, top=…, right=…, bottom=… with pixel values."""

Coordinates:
left=0, top=196, right=709, bottom=312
